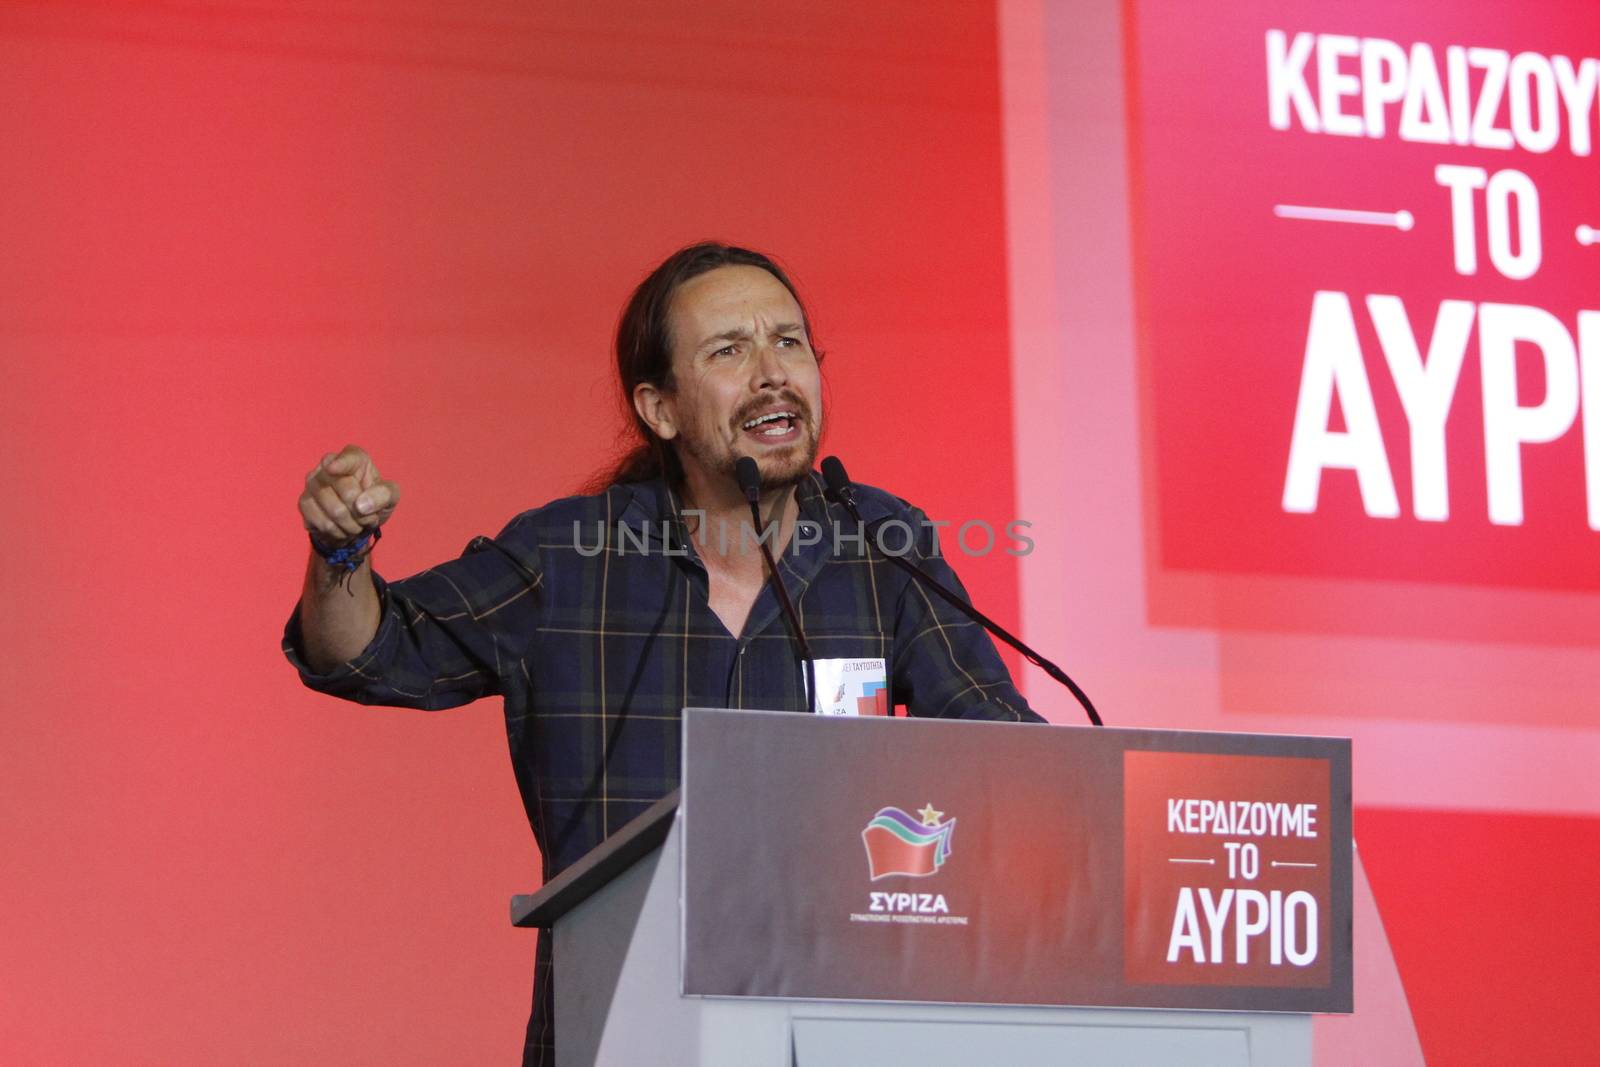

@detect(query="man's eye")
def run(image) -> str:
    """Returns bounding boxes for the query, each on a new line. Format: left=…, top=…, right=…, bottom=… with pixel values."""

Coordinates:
left=777, top=336, right=800, bottom=347
left=712, top=345, right=736, bottom=357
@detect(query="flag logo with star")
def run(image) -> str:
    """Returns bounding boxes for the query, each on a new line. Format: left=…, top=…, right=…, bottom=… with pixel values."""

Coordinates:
left=860, top=803, right=956, bottom=880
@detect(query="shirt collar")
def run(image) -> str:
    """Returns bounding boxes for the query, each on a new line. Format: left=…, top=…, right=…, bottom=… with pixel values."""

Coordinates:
left=613, top=470, right=869, bottom=556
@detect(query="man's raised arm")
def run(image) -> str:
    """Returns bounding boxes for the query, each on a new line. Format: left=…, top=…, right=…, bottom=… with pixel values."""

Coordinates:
left=295, top=444, right=400, bottom=673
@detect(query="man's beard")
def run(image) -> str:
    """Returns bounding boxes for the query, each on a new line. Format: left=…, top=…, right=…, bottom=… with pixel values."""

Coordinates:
left=678, top=412, right=822, bottom=491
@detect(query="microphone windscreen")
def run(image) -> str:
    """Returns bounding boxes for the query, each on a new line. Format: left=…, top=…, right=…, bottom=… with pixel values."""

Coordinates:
left=735, top=455, right=762, bottom=503
left=821, top=455, right=851, bottom=498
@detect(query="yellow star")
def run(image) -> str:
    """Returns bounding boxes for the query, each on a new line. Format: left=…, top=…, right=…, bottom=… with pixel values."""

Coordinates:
left=917, top=803, right=944, bottom=827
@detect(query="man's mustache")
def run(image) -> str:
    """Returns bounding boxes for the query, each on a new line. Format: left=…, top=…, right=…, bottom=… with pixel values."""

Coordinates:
left=732, top=392, right=813, bottom=428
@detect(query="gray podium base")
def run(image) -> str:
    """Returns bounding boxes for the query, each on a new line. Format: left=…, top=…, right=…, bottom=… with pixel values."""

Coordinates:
left=556, top=818, right=1311, bottom=1067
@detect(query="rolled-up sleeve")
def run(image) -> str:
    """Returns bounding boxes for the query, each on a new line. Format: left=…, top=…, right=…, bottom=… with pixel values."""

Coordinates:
left=282, top=515, right=545, bottom=711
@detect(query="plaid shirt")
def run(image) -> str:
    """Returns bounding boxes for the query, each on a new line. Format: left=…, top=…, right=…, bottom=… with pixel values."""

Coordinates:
left=283, top=471, right=1042, bottom=1065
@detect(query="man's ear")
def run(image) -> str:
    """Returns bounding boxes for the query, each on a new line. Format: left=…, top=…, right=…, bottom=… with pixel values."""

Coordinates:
left=633, top=381, right=678, bottom=441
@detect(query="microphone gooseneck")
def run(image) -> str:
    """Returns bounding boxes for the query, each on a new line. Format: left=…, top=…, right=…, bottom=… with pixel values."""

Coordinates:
left=821, top=455, right=1103, bottom=727
left=735, top=457, right=817, bottom=713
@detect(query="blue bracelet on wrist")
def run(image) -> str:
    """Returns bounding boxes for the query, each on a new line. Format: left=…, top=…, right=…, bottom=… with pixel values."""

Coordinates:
left=309, top=525, right=382, bottom=572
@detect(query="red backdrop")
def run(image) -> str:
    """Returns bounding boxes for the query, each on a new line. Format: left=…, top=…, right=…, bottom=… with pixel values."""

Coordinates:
left=0, top=3, right=1020, bottom=1063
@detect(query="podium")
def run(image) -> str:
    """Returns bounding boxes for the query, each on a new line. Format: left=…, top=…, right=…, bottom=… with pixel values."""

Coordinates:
left=513, top=709, right=1352, bottom=1067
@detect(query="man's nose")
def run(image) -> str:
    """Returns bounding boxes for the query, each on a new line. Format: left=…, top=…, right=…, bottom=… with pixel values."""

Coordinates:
left=752, top=341, right=788, bottom=388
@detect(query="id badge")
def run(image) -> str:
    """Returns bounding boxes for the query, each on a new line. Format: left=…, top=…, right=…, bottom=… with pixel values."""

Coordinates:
left=810, top=657, right=889, bottom=716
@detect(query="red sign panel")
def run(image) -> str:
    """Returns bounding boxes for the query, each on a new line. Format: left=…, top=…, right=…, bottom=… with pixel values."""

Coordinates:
left=1127, top=2, right=1600, bottom=615
left=1124, top=751, right=1333, bottom=987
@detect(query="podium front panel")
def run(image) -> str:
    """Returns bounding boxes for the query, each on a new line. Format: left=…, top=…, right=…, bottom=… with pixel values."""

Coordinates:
left=680, top=708, right=1351, bottom=1014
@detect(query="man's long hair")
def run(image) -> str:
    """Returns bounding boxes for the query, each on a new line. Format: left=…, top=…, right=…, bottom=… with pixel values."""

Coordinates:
left=584, top=242, right=822, bottom=493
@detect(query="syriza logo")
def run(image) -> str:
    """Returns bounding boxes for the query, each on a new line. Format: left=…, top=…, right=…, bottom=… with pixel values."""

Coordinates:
left=849, top=803, right=969, bottom=926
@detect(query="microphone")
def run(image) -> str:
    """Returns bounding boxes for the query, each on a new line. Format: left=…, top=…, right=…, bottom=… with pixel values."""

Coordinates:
left=820, top=456, right=1103, bottom=726
left=735, top=457, right=817, bottom=713
left=735, top=455, right=762, bottom=506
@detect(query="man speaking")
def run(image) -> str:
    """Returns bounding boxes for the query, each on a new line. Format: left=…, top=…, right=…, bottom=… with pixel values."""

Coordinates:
left=282, top=242, right=1044, bottom=1065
